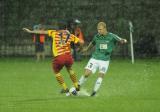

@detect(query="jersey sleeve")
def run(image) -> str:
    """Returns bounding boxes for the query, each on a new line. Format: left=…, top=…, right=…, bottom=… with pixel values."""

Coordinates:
left=70, top=34, right=79, bottom=44
left=48, top=30, right=56, bottom=38
left=111, top=33, right=122, bottom=41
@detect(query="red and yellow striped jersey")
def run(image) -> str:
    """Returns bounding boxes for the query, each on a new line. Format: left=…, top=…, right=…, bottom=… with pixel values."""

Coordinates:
left=48, top=30, right=79, bottom=57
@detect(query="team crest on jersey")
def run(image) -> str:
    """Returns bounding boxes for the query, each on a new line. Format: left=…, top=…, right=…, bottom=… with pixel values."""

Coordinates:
left=100, top=44, right=107, bottom=49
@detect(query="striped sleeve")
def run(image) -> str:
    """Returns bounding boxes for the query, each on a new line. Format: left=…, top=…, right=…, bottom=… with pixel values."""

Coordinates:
left=70, top=34, right=79, bottom=44
left=48, top=30, right=56, bottom=37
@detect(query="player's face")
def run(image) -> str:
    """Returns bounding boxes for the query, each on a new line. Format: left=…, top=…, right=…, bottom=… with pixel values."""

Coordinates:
left=97, top=25, right=106, bottom=35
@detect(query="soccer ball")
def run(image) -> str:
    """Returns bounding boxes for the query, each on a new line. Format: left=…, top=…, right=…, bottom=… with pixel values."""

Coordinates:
left=69, top=87, right=77, bottom=95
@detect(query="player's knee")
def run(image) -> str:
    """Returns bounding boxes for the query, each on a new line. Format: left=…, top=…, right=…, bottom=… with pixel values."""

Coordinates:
left=55, top=73, right=61, bottom=77
left=69, top=70, right=75, bottom=75
left=84, top=69, right=91, bottom=77
left=67, top=68, right=74, bottom=75
left=98, top=73, right=105, bottom=78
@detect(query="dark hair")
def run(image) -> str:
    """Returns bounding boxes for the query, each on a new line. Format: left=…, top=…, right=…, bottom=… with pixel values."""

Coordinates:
left=59, top=23, right=67, bottom=29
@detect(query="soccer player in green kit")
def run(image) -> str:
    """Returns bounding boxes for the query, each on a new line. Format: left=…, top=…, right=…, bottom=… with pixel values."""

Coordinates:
left=78, top=22, right=127, bottom=96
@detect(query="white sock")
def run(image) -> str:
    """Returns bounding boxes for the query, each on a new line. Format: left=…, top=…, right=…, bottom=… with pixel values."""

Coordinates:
left=78, top=75, right=87, bottom=85
left=93, top=77, right=103, bottom=92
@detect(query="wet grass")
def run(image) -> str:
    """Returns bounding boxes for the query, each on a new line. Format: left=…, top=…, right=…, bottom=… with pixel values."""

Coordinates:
left=0, top=57, right=160, bottom=112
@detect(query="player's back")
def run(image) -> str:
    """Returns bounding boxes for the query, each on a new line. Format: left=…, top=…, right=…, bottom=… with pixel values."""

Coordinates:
left=48, top=30, right=79, bottom=57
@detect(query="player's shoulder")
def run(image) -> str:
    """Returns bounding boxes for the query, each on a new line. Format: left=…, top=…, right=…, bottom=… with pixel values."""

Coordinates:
left=108, top=32, right=118, bottom=38
left=108, top=32, right=121, bottom=41
left=108, top=32, right=116, bottom=36
left=94, top=33, right=99, bottom=37
left=94, top=33, right=104, bottom=38
left=48, top=30, right=57, bottom=34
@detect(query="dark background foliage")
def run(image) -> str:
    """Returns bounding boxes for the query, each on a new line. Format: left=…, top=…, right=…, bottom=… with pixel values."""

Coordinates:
left=0, top=0, right=159, bottom=57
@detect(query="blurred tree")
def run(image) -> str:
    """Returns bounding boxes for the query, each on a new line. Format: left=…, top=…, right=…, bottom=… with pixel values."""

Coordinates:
left=0, top=0, right=160, bottom=56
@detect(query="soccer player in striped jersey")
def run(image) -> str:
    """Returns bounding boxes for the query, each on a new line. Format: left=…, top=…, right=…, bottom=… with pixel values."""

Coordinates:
left=23, top=28, right=84, bottom=96
left=78, top=22, right=127, bottom=96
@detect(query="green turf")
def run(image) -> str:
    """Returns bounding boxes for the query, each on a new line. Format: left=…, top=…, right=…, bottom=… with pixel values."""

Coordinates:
left=0, top=57, right=160, bottom=112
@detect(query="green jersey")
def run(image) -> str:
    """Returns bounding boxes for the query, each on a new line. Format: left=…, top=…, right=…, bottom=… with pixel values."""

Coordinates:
left=91, top=32, right=121, bottom=61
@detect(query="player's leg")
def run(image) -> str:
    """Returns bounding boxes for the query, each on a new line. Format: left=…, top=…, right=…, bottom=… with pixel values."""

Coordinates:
left=40, top=43, right=45, bottom=60
left=36, top=52, right=40, bottom=62
left=78, top=58, right=97, bottom=86
left=41, top=52, right=45, bottom=60
left=66, top=67, right=79, bottom=91
left=52, top=56, right=69, bottom=93
left=91, top=73, right=104, bottom=96
left=78, top=69, right=91, bottom=86
left=55, top=72, right=69, bottom=93
left=65, top=53, right=79, bottom=91
left=35, top=43, right=41, bottom=61
left=91, top=60, right=109, bottom=96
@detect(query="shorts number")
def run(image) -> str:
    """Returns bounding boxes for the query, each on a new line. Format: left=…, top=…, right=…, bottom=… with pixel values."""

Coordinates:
left=100, top=67, right=106, bottom=72
left=89, top=63, right=93, bottom=68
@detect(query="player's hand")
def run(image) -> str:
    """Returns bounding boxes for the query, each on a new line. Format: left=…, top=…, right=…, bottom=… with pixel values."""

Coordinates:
left=120, top=39, right=127, bottom=44
left=22, top=28, right=30, bottom=32
left=79, top=39, right=84, bottom=44
left=65, top=30, right=70, bottom=34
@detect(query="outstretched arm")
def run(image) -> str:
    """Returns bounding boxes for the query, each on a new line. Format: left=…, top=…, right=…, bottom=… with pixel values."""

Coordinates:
left=23, top=28, right=48, bottom=34
left=112, top=33, right=127, bottom=44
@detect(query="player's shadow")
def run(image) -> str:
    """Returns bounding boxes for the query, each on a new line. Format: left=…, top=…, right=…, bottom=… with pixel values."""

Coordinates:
left=13, top=95, right=90, bottom=104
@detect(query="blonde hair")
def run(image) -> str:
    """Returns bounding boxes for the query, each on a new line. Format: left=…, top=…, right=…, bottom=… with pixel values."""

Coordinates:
left=97, top=22, right=107, bottom=29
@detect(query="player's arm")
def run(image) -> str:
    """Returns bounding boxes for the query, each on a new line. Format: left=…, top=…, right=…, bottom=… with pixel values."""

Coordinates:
left=112, top=33, right=127, bottom=44
left=78, top=38, right=84, bottom=45
left=76, top=39, right=85, bottom=52
left=23, top=28, right=48, bottom=34
left=69, top=34, right=84, bottom=52
left=82, top=42, right=94, bottom=53
left=81, top=35, right=96, bottom=53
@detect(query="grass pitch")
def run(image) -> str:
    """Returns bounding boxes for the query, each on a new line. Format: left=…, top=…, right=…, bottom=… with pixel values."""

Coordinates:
left=0, top=57, right=160, bottom=112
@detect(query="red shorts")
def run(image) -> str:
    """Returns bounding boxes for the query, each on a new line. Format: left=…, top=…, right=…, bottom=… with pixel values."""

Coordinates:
left=52, top=53, right=74, bottom=73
